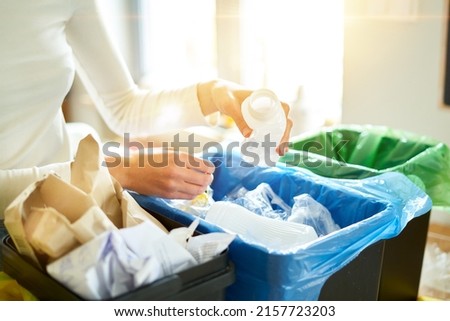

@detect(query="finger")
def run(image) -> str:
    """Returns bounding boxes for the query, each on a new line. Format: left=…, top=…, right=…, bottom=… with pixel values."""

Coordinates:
left=233, top=90, right=254, bottom=138
left=223, top=90, right=253, bottom=138
left=182, top=169, right=214, bottom=188
left=233, top=113, right=253, bottom=138
left=276, top=102, right=293, bottom=156
left=212, top=84, right=253, bottom=138
left=172, top=173, right=213, bottom=199
left=181, top=154, right=216, bottom=174
left=277, top=118, right=293, bottom=156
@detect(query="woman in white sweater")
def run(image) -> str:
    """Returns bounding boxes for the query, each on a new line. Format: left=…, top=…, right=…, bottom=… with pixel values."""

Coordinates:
left=0, top=0, right=292, bottom=245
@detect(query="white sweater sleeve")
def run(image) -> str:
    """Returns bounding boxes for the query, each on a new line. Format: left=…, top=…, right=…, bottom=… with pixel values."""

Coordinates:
left=0, top=162, right=72, bottom=219
left=65, top=0, right=208, bottom=137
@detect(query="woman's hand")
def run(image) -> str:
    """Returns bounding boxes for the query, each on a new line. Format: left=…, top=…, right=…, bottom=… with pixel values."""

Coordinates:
left=106, top=148, right=215, bottom=199
left=197, top=79, right=293, bottom=155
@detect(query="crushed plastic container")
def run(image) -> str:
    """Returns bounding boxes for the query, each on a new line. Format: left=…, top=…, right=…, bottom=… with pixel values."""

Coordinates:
left=132, top=151, right=432, bottom=301
left=419, top=223, right=450, bottom=300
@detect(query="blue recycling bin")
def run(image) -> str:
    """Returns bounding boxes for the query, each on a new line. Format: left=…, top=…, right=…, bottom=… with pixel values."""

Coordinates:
left=132, top=151, right=432, bottom=300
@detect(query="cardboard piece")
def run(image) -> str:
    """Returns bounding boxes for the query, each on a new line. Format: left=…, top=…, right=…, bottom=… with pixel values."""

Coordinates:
left=4, top=134, right=167, bottom=268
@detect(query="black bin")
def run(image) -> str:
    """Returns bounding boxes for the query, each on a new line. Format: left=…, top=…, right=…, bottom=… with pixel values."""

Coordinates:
left=1, top=214, right=234, bottom=301
left=319, top=210, right=430, bottom=300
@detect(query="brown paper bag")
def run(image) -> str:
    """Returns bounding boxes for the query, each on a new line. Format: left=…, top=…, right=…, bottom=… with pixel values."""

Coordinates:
left=4, top=134, right=167, bottom=268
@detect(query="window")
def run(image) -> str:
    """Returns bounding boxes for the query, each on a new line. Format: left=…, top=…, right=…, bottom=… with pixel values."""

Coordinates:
left=139, top=0, right=344, bottom=135
left=138, top=0, right=218, bottom=88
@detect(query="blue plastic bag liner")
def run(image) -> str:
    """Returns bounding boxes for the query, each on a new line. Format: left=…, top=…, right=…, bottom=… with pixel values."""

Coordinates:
left=132, top=152, right=432, bottom=300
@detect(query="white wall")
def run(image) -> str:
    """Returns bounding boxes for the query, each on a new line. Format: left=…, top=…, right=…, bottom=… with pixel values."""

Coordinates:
left=342, top=0, right=450, bottom=146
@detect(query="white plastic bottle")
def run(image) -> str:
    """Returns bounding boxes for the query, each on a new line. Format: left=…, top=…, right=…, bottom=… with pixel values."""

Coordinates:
left=240, top=89, right=287, bottom=166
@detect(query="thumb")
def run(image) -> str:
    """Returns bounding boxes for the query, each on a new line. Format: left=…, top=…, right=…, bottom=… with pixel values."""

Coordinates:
left=234, top=116, right=253, bottom=138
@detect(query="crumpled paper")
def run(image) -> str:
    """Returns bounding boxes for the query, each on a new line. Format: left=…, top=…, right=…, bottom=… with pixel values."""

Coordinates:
left=4, top=134, right=167, bottom=268
left=3, top=134, right=234, bottom=300
left=46, top=220, right=198, bottom=300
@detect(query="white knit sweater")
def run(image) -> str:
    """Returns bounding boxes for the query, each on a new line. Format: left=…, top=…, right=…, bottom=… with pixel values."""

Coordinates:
left=0, top=0, right=208, bottom=215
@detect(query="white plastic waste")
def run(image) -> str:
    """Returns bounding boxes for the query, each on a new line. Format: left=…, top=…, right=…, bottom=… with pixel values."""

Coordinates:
left=205, top=201, right=318, bottom=252
left=288, top=193, right=340, bottom=237
left=240, top=89, right=287, bottom=166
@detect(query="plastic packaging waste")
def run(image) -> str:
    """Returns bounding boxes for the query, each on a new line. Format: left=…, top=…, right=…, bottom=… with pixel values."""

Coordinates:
left=224, top=183, right=338, bottom=235
left=288, top=193, right=340, bottom=237
left=224, top=183, right=291, bottom=220
left=241, top=89, right=286, bottom=166
left=205, top=201, right=318, bottom=252
left=164, top=187, right=215, bottom=219
left=419, top=233, right=450, bottom=299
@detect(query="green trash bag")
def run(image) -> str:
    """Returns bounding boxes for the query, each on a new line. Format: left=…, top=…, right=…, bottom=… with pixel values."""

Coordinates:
left=279, top=124, right=450, bottom=208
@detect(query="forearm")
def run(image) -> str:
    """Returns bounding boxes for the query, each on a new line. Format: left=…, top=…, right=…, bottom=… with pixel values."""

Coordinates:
left=67, top=2, right=209, bottom=137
